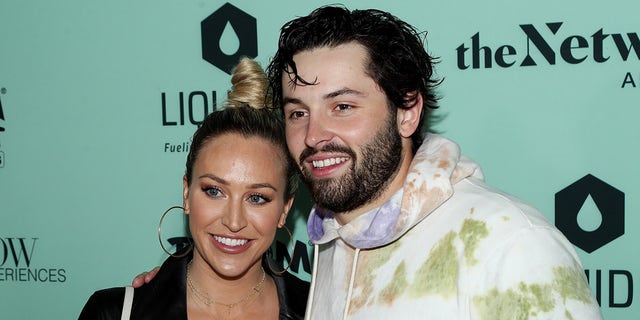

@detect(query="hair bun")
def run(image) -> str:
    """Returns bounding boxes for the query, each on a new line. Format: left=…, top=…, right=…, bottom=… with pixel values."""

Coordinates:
left=226, top=57, right=269, bottom=109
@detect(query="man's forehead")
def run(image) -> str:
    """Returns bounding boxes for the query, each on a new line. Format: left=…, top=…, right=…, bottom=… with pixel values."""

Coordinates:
left=283, top=45, right=373, bottom=89
left=293, top=43, right=368, bottom=69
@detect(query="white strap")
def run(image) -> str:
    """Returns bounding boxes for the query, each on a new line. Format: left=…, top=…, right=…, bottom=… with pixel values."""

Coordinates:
left=121, top=286, right=134, bottom=320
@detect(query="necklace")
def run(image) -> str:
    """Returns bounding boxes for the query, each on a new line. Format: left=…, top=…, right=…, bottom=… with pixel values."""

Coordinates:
left=186, top=261, right=267, bottom=317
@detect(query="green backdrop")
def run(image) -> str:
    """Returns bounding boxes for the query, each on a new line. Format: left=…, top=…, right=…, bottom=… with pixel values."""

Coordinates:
left=1, top=0, right=637, bottom=318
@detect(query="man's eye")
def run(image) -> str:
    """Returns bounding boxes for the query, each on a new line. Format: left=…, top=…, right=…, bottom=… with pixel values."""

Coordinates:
left=335, top=104, right=352, bottom=111
left=289, top=110, right=307, bottom=119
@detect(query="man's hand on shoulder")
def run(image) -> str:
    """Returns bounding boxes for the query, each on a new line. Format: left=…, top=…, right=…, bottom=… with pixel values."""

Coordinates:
left=131, top=266, right=160, bottom=288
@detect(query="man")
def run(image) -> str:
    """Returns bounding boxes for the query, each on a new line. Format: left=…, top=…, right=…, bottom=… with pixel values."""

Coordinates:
left=265, top=5, right=602, bottom=320
left=136, top=5, right=602, bottom=319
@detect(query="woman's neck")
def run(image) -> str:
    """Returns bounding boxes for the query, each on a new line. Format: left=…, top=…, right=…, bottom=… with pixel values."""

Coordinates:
left=188, top=258, right=265, bottom=300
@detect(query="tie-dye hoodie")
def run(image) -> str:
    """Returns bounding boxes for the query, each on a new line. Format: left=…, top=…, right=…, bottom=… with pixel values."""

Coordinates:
left=304, top=134, right=602, bottom=320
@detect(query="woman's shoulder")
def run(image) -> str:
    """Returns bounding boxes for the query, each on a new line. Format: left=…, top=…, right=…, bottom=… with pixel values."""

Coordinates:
left=78, top=287, right=127, bottom=320
left=264, top=255, right=309, bottom=319
left=281, top=271, right=310, bottom=298
left=283, top=271, right=310, bottom=312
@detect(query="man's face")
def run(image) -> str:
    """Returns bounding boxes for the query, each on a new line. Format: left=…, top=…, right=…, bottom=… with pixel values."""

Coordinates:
left=281, top=43, right=403, bottom=214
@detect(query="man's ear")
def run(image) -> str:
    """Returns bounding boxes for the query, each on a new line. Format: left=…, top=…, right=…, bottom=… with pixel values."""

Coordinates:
left=182, top=176, right=190, bottom=214
left=397, top=91, right=423, bottom=138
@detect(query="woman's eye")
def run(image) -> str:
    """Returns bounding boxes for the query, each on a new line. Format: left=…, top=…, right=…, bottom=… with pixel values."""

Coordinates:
left=248, top=194, right=270, bottom=205
left=203, top=187, right=223, bottom=198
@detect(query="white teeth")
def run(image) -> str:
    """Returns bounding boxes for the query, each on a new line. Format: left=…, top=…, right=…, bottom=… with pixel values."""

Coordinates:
left=313, top=157, right=348, bottom=168
left=214, top=236, right=248, bottom=247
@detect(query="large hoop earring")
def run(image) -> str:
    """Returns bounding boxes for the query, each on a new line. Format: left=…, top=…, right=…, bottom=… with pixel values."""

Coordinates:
left=158, top=206, right=192, bottom=258
left=268, top=224, right=293, bottom=275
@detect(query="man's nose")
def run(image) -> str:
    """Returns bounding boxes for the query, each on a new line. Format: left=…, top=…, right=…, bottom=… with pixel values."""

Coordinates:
left=304, top=113, right=334, bottom=148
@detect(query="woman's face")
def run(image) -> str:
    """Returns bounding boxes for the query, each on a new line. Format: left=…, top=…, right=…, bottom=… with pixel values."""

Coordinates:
left=183, top=132, right=293, bottom=279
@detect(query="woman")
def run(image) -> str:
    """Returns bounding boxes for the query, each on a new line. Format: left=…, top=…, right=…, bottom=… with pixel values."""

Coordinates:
left=78, top=58, right=307, bottom=319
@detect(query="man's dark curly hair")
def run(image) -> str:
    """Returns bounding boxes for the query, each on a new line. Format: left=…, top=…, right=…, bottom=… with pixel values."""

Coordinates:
left=266, top=5, right=441, bottom=152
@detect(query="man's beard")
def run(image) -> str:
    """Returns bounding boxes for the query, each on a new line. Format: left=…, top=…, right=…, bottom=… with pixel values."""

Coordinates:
left=299, top=113, right=403, bottom=213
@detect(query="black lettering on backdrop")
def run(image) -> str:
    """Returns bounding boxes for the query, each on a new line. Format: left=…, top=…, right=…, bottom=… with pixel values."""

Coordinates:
left=0, top=238, right=67, bottom=283
left=161, top=91, right=218, bottom=126
left=272, top=240, right=311, bottom=275
left=610, top=270, right=633, bottom=308
left=0, top=238, right=38, bottom=267
left=585, top=269, right=634, bottom=308
left=621, top=72, right=637, bottom=88
left=457, top=23, right=640, bottom=69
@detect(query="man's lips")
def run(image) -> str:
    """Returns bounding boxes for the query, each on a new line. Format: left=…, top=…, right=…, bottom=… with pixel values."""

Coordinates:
left=304, top=155, right=351, bottom=178
left=311, top=156, right=350, bottom=168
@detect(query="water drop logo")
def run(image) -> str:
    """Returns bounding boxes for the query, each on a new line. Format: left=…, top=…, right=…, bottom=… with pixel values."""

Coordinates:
left=201, top=3, right=258, bottom=74
left=555, top=174, right=625, bottom=253
left=576, top=195, right=603, bottom=232
left=219, top=21, right=240, bottom=56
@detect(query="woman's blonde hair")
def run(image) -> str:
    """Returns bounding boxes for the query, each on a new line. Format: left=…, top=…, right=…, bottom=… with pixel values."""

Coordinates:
left=226, top=57, right=271, bottom=110
left=185, top=57, right=298, bottom=198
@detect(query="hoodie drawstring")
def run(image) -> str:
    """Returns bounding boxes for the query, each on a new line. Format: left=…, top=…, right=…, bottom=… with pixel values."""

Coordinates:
left=342, top=248, right=360, bottom=320
left=304, top=245, right=320, bottom=320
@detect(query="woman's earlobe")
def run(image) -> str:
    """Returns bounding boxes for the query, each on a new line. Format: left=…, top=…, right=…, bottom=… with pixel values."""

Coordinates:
left=278, top=211, right=289, bottom=228
left=182, top=176, right=190, bottom=214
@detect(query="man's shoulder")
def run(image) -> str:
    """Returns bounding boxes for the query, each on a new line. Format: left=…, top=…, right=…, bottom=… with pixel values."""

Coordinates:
left=406, top=175, right=561, bottom=249
left=449, top=176, right=551, bottom=226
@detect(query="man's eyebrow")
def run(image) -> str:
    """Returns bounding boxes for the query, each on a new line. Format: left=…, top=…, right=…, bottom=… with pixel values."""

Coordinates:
left=323, top=88, right=366, bottom=99
left=282, top=88, right=365, bottom=107
left=282, top=97, right=303, bottom=106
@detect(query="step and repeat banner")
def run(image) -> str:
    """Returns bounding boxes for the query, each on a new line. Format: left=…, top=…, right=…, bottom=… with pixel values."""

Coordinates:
left=0, top=0, right=637, bottom=318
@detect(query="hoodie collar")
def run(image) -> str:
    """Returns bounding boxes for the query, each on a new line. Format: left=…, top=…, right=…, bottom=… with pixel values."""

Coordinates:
left=307, top=134, right=483, bottom=249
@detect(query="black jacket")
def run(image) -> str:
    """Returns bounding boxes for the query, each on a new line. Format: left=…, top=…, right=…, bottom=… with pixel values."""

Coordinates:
left=78, top=251, right=308, bottom=319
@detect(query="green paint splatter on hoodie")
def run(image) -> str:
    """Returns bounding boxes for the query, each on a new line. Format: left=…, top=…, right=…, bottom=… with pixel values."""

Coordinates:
left=351, top=239, right=403, bottom=310
left=379, top=261, right=409, bottom=305
left=409, top=231, right=458, bottom=298
left=473, top=283, right=555, bottom=320
left=459, top=218, right=489, bottom=266
left=553, top=264, right=594, bottom=304
left=473, top=263, right=595, bottom=319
